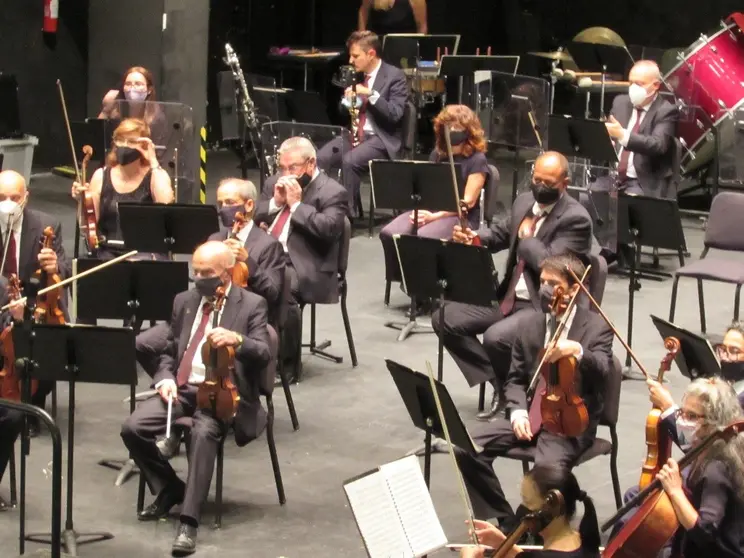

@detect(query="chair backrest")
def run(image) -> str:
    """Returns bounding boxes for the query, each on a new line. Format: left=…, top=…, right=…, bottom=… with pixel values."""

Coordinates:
left=400, top=100, right=417, bottom=157
left=338, top=217, right=351, bottom=274
left=600, top=356, right=623, bottom=427
left=666, top=137, right=682, bottom=199
left=704, top=191, right=744, bottom=252
left=480, top=164, right=501, bottom=226
left=259, top=325, right=279, bottom=397
left=587, top=250, right=608, bottom=307
left=277, top=266, right=292, bottom=329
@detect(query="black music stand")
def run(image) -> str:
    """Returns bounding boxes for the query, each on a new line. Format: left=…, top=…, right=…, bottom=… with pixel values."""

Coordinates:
left=370, top=161, right=464, bottom=342
left=394, top=235, right=499, bottom=381
left=439, top=55, right=520, bottom=105
left=75, top=258, right=188, bottom=486
left=386, top=359, right=478, bottom=488
left=117, top=203, right=220, bottom=256
left=650, top=314, right=721, bottom=380
left=547, top=115, right=618, bottom=163
left=381, top=34, right=460, bottom=68
left=13, top=323, right=135, bottom=556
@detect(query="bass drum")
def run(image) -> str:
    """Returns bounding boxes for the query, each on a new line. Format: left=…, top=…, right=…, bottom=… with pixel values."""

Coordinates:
left=662, top=13, right=744, bottom=174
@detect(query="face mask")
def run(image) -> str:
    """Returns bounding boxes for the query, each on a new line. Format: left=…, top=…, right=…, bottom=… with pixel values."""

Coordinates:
left=721, top=361, right=744, bottom=383
left=116, top=146, right=141, bottom=166
left=628, top=83, right=650, bottom=107
left=219, top=205, right=243, bottom=227
left=449, top=130, right=469, bottom=145
left=125, top=89, right=148, bottom=102
left=676, top=416, right=699, bottom=451
left=539, top=283, right=555, bottom=313
left=194, top=276, right=223, bottom=298
left=296, top=172, right=312, bottom=188
left=0, top=200, right=20, bottom=218
left=530, top=181, right=561, bottom=205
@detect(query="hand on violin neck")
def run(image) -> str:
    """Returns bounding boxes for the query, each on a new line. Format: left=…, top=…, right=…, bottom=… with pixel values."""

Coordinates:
left=452, top=224, right=476, bottom=245
left=37, top=248, right=58, bottom=274
left=71, top=181, right=89, bottom=201
left=545, top=339, right=583, bottom=363
left=224, top=238, right=248, bottom=262
left=8, top=299, right=25, bottom=321
left=647, top=378, right=675, bottom=411
left=207, top=327, right=241, bottom=348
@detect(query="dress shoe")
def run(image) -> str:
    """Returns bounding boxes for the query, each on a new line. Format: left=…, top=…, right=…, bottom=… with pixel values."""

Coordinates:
left=171, top=522, right=197, bottom=556
left=476, top=390, right=507, bottom=422
left=27, top=418, right=39, bottom=438
left=137, top=483, right=185, bottom=521
left=156, top=430, right=183, bottom=460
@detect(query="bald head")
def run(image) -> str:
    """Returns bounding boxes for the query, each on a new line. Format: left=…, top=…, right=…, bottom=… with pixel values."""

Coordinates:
left=0, top=170, right=27, bottom=203
left=531, top=151, right=569, bottom=206
left=629, top=60, right=661, bottom=105
left=193, top=241, right=235, bottom=281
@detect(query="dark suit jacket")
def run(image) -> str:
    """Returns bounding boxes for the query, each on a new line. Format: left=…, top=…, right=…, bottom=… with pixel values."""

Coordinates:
left=504, top=308, right=614, bottom=429
left=155, top=286, right=271, bottom=446
left=366, top=60, right=409, bottom=159
left=255, top=172, right=348, bottom=304
left=209, top=224, right=286, bottom=323
left=611, top=94, right=679, bottom=197
left=480, top=192, right=593, bottom=309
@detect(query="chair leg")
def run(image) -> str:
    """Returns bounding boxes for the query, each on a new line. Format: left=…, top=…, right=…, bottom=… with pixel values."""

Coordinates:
left=278, top=353, right=300, bottom=431
left=368, top=181, right=374, bottom=238
left=668, top=276, right=680, bottom=322
left=9, top=446, right=17, bottom=507
left=610, top=427, right=622, bottom=510
left=51, top=383, right=57, bottom=421
left=678, top=248, right=685, bottom=267
left=384, top=280, right=391, bottom=306
left=215, top=439, right=224, bottom=529
left=136, top=472, right=146, bottom=513
left=340, top=283, right=358, bottom=367
left=735, top=284, right=742, bottom=322
left=697, top=279, right=707, bottom=334
left=477, top=384, right=486, bottom=413
left=266, top=396, right=286, bottom=505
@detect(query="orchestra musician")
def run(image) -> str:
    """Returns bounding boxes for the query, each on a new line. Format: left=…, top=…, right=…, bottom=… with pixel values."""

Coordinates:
left=716, top=322, right=744, bottom=390
left=379, top=104, right=493, bottom=286
left=435, top=151, right=593, bottom=420
left=0, top=170, right=71, bottom=436
left=120, top=241, right=270, bottom=556
left=454, top=253, right=613, bottom=530
left=358, top=0, right=428, bottom=35
left=71, top=117, right=174, bottom=260
left=316, top=31, right=408, bottom=214
left=459, top=465, right=601, bottom=558
left=255, top=137, right=348, bottom=380
left=98, top=66, right=163, bottom=129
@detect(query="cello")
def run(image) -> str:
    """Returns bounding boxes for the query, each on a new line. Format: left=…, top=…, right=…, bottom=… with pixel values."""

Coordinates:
left=197, top=286, right=240, bottom=421
left=0, top=275, right=37, bottom=400
left=32, top=227, right=66, bottom=325
left=639, top=337, right=681, bottom=490
left=228, top=213, right=250, bottom=288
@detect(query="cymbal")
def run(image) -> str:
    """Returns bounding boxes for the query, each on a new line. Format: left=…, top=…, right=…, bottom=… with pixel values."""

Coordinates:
left=528, top=50, right=573, bottom=61
left=573, top=27, right=626, bottom=47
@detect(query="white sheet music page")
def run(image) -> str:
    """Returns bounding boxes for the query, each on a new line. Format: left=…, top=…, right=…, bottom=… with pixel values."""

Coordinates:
left=343, top=470, right=413, bottom=558
left=380, top=455, right=448, bottom=557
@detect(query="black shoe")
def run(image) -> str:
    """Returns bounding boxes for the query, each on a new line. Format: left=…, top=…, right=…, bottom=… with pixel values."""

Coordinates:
left=27, top=417, right=39, bottom=438
left=0, top=496, right=9, bottom=512
left=476, top=390, right=506, bottom=422
left=137, top=483, right=185, bottom=521
left=171, top=522, right=197, bottom=556
left=156, top=431, right=183, bottom=460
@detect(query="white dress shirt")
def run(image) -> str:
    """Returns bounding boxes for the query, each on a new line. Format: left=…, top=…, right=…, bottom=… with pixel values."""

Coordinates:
left=342, top=59, right=382, bottom=134
left=515, top=200, right=557, bottom=300
left=235, top=219, right=253, bottom=244
left=0, top=212, right=23, bottom=271
left=617, top=97, right=655, bottom=179
left=268, top=168, right=320, bottom=252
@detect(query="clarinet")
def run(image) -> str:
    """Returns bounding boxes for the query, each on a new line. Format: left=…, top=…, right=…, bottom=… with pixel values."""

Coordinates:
left=224, top=43, right=262, bottom=171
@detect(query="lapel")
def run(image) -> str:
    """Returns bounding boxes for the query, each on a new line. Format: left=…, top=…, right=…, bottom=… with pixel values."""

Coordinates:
left=244, top=223, right=260, bottom=250
left=178, top=290, right=202, bottom=358
left=509, top=195, right=534, bottom=246
left=218, top=284, right=241, bottom=331
left=303, top=173, right=323, bottom=209
left=567, top=307, right=589, bottom=342
left=372, top=61, right=387, bottom=93
left=637, top=96, right=661, bottom=135
left=19, top=210, right=41, bottom=279
left=535, top=193, right=569, bottom=241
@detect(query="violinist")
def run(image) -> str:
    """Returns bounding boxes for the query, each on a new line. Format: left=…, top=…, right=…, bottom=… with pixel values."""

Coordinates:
left=435, top=151, right=592, bottom=421
left=459, top=465, right=601, bottom=558
left=454, top=253, right=612, bottom=530
left=0, top=170, right=70, bottom=436
left=70, top=118, right=174, bottom=260
left=120, top=241, right=270, bottom=556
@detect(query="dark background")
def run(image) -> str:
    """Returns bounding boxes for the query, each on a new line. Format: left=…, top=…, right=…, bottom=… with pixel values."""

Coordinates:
left=2, top=0, right=742, bottom=168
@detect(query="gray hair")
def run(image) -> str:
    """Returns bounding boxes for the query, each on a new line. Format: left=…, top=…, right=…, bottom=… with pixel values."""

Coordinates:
left=631, top=60, right=661, bottom=83
left=218, top=178, right=257, bottom=204
left=278, top=136, right=316, bottom=160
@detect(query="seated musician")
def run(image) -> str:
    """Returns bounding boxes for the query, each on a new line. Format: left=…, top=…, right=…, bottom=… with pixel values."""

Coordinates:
left=0, top=170, right=71, bottom=437
left=454, top=253, right=613, bottom=530
left=611, top=377, right=744, bottom=557
left=98, top=65, right=164, bottom=131
left=380, top=104, right=493, bottom=286
left=71, top=118, right=174, bottom=260
left=121, top=241, right=270, bottom=556
left=459, top=464, right=601, bottom=558
left=255, top=137, right=348, bottom=378
left=316, top=30, right=408, bottom=214
left=436, top=151, right=593, bottom=420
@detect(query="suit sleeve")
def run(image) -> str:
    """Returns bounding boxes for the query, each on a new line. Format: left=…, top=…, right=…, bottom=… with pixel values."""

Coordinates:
left=290, top=185, right=348, bottom=243
left=254, top=176, right=280, bottom=225
left=517, top=211, right=592, bottom=273
left=235, top=296, right=271, bottom=374
left=152, top=302, right=180, bottom=386
left=504, top=330, right=530, bottom=414
left=247, top=241, right=285, bottom=312
left=578, top=318, right=613, bottom=394
left=478, top=214, right=512, bottom=253
left=368, top=70, right=407, bottom=127
left=626, top=105, right=679, bottom=157
left=52, top=221, right=71, bottom=279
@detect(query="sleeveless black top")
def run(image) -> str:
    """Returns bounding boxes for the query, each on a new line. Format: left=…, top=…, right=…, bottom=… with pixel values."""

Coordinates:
left=368, top=0, right=417, bottom=35
left=98, top=167, right=154, bottom=252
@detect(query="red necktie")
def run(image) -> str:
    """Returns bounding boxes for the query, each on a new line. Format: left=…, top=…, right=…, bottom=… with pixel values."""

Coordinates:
left=270, top=206, right=292, bottom=239
left=500, top=212, right=545, bottom=316
left=3, top=231, right=17, bottom=278
left=176, top=302, right=213, bottom=386
left=617, top=108, right=644, bottom=181
left=357, top=74, right=371, bottom=144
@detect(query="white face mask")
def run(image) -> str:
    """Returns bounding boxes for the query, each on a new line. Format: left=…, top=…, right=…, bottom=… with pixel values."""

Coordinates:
left=676, top=416, right=699, bottom=451
left=0, top=200, right=20, bottom=218
left=628, top=83, right=651, bottom=107
left=125, top=89, right=148, bottom=102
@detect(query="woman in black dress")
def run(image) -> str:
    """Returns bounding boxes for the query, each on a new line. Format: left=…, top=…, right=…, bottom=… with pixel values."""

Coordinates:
left=358, top=0, right=427, bottom=35
left=460, top=465, right=601, bottom=558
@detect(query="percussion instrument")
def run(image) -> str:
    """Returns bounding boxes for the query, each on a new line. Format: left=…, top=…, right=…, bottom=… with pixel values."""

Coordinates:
left=528, top=50, right=574, bottom=62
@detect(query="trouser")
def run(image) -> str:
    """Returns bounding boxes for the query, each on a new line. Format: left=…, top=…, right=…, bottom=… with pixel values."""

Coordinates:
left=135, top=322, right=170, bottom=378
left=0, top=407, right=23, bottom=483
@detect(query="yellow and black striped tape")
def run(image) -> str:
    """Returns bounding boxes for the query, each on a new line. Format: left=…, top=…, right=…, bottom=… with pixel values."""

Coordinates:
left=199, top=127, right=207, bottom=204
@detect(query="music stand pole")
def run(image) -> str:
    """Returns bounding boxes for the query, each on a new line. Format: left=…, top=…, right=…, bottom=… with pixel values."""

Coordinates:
left=623, top=226, right=644, bottom=381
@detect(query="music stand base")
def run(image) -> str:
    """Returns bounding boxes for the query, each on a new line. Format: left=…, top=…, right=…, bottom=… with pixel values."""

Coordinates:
left=612, top=266, right=669, bottom=282
left=26, top=528, right=114, bottom=556
left=385, top=319, right=434, bottom=342
left=302, top=341, right=343, bottom=364
left=97, top=458, right=139, bottom=486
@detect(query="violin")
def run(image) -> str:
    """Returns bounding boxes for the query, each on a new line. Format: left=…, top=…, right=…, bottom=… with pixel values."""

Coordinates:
left=602, top=419, right=744, bottom=557
left=0, top=275, right=37, bottom=400
left=196, top=287, right=240, bottom=421
left=639, top=337, right=681, bottom=490
left=229, top=213, right=250, bottom=288
left=32, top=227, right=66, bottom=325
left=79, top=145, right=99, bottom=253
left=492, top=490, right=565, bottom=558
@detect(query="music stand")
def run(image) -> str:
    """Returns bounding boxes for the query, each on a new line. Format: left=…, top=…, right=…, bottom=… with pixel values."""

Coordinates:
left=439, top=55, right=520, bottom=105
left=568, top=41, right=633, bottom=116
left=370, top=161, right=464, bottom=342
left=547, top=115, right=618, bottom=163
left=394, top=235, right=499, bottom=380
left=13, top=323, right=135, bottom=556
left=381, top=34, right=460, bottom=68
left=650, top=314, right=721, bottom=381
left=74, top=258, right=188, bottom=485
left=386, top=359, right=478, bottom=488
left=117, top=203, right=220, bottom=256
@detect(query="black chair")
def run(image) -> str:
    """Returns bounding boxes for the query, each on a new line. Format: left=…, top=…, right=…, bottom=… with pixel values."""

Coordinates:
left=276, top=267, right=300, bottom=431
left=299, top=217, right=358, bottom=376
left=500, top=355, right=623, bottom=509
left=669, top=191, right=744, bottom=333
left=136, top=326, right=287, bottom=528
left=479, top=164, right=502, bottom=228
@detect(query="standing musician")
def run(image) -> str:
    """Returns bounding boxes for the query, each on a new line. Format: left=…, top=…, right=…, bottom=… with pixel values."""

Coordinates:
left=435, top=151, right=593, bottom=420
left=0, top=170, right=71, bottom=436
left=70, top=118, right=174, bottom=260
left=121, top=241, right=270, bottom=556
left=454, top=253, right=613, bottom=530
left=316, top=31, right=408, bottom=213
left=255, top=137, right=348, bottom=379
left=98, top=66, right=161, bottom=125
left=380, top=104, right=493, bottom=285
left=358, top=0, right=428, bottom=35
left=459, top=465, right=601, bottom=558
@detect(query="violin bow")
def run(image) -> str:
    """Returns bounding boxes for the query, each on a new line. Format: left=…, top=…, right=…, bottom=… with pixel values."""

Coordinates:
left=442, top=125, right=463, bottom=222
left=56, top=80, right=83, bottom=185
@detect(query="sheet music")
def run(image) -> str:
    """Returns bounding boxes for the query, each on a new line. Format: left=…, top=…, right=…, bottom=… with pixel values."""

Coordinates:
left=380, top=456, right=448, bottom=557
left=344, top=470, right=412, bottom=558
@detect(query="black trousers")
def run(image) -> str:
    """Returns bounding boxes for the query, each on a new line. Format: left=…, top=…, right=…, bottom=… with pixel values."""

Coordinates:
left=120, top=386, right=227, bottom=524
left=455, top=418, right=596, bottom=521
left=0, top=407, right=23, bottom=483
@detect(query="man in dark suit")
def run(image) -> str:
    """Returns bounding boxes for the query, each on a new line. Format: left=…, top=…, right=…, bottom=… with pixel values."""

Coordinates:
left=316, top=30, right=408, bottom=213
left=433, top=151, right=593, bottom=420
left=454, top=253, right=613, bottom=526
left=0, top=170, right=70, bottom=436
left=121, top=241, right=270, bottom=556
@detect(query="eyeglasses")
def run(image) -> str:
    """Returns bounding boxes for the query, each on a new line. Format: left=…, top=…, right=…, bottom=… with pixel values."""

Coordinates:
left=278, top=160, right=309, bottom=174
left=715, top=344, right=743, bottom=359
left=124, top=81, right=147, bottom=90
left=676, top=408, right=705, bottom=421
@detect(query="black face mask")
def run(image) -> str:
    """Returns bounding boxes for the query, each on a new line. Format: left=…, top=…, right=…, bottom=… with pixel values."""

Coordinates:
left=194, top=276, right=223, bottom=298
left=116, top=146, right=140, bottom=166
left=721, top=361, right=744, bottom=383
left=539, top=283, right=555, bottom=313
left=296, top=172, right=312, bottom=188
left=219, top=205, right=243, bottom=227
left=449, top=130, right=469, bottom=145
left=531, top=181, right=562, bottom=205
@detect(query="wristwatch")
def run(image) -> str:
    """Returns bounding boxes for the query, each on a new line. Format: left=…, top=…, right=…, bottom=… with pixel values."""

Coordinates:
left=235, top=333, right=244, bottom=347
